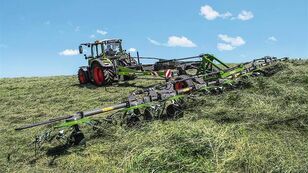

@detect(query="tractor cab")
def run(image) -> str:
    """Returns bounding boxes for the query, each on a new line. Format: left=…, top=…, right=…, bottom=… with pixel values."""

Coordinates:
left=79, top=39, right=124, bottom=60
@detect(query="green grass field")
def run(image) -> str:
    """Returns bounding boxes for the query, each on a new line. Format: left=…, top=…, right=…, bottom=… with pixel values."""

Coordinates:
left=0, top=60, right=308, bottom=172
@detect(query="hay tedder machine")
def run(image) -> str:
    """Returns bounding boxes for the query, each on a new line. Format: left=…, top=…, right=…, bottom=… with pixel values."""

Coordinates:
left=15, top=49, right=289, bottom=153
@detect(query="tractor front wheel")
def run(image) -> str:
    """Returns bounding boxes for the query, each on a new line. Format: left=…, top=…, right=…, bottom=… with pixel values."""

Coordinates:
left=92, top=63, right=114, bottom=86
left=78, top=68, right=90, bottom=84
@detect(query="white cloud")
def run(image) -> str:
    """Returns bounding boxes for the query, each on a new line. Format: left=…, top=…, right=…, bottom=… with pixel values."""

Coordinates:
left=218, top=34, right=245, bottom=46
left=200, top=5, right=220, bottom=20
left=96, top=29, right=107, bottom=35
left=217, top=34, right=245, bottom=51
left=200, top=5, right=233, bottom=20
left=167, top=36, right=197, bottom=47
left=148, top=36, right=197, bottom=48
left=148, top=38, right=162, bottom=46
left=128, top=48, right=136, bottom=52
left=238, top=10, right=254, bottom=21
left=90, top=34, right=95, bottom=38
left=200, top=5, right=254, bottom=21
left=217, top=43, right=235, bottom=51
left=59, top=49, right=79, bottom=56
left=268, top=36, right=277, bottom=42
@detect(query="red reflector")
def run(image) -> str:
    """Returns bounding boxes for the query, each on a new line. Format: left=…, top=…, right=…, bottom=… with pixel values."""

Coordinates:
left=164, top=69, right=172, bottom=78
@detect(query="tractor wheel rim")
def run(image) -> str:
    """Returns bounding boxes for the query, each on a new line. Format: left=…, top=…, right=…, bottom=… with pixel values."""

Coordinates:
left=94, top=67, right=105, bottom=84
left=79, top=71, right=86, bottom=83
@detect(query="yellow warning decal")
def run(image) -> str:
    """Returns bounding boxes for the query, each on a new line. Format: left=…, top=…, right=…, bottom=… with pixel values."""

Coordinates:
left=182, top=88, right=191, bottom=92
left=102, top=107, right=113, bottom=112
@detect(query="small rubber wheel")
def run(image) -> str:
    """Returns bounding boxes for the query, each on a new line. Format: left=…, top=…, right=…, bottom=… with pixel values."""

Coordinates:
left=175, top=82, right=186, bottom=90
left=122, top=109, right=141, bottom=127
left=143, top=108, right=154, bottom=121
left=173, top=75, right=194, bottom=91
left=166, top=104, right=184, bottom=118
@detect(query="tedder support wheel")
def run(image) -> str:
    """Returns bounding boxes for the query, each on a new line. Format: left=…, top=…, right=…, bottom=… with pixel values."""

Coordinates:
left=91, top=63, right=114, bottom=86
left=78, top=68, right=90, bottom=84
left=166, top=104, right=184, bottom=119
left=174, top=75, right=194, bottom=91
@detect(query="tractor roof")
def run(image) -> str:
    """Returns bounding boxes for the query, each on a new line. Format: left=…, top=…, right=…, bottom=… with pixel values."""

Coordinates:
left=80, top=39, right=122, bottom=46
left=100, top=38, right=121, bottom=42
left=95, top=39, right=122, bottom=43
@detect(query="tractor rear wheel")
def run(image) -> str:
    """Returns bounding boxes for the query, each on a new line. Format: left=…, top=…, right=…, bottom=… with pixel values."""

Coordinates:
left=78, top=68, right=90, bottom=84
left=92, top=63, right=114, bottom=86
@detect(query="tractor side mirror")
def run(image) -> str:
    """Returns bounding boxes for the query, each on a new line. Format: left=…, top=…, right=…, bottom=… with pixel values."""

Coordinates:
left=79, top=45, right=83, bottom=54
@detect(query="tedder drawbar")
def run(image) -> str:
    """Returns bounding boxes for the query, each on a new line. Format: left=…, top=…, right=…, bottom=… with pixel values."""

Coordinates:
left=15, top=55, right=288, bottom=154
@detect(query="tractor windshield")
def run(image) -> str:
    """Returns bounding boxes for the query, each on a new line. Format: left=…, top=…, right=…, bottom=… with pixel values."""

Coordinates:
left=105, top=42, right=121, bottom=56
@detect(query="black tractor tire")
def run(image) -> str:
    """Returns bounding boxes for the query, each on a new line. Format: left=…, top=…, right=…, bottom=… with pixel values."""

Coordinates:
left=78, top=68, right=90, bottom=84
left=104, top=68, right=116, bottom=84
left=91, top=63, right=115, bottom=86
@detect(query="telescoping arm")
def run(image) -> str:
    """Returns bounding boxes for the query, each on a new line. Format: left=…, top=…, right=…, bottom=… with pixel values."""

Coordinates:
left=15, top=103, right=128, bottom=131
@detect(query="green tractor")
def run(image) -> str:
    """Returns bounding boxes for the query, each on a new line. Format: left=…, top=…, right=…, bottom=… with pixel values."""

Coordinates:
left=78, top=39, right=137, bottom=86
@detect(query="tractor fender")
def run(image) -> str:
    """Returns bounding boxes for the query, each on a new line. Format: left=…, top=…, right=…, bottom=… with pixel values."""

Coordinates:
left=79, top=66, right=89, bottom=71
left=90, top=59, right=113, bottom=68
left=78, top=66, right=91, bottom=76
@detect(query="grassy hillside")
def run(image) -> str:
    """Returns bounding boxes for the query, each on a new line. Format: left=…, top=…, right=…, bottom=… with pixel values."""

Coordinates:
left=0, top=60, right=308, bottom=172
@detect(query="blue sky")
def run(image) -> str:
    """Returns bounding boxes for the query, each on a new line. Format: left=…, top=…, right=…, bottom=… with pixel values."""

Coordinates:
left=0, top=0, right=307, bottom=78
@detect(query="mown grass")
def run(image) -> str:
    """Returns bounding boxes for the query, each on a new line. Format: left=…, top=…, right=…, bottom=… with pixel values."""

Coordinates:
left=0, top=60, right=307, bottom=172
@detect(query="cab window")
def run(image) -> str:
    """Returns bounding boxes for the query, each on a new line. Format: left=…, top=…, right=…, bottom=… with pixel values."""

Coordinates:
left=97, top=44, right=103, bottom=56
